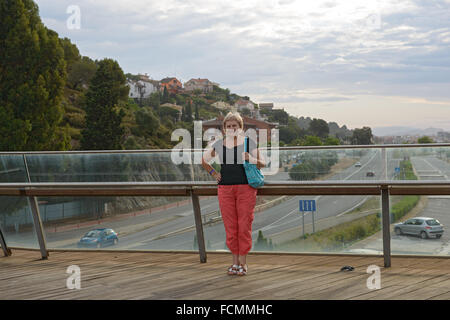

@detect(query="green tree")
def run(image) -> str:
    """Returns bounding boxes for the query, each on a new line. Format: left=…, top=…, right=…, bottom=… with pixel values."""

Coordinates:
left=325, top=136, right=340, bottom=145
left=160, top=106, right=180, bottom=124
left=134, top=107, right=160, bottom=137
left=59, top=37, right=80, bottom=73
left=240, top=107, right=251, bottom=116
left=417, top=136, right=433, bottom=143
left=302, top=135, right=323, bottom=146
left=351, top=127, right=373, bottom=145
left=195, top=102, right=199, bottom=120
left=308, top=118, right=329, bottom=139
left=268, top=109, right=289, bottom=125
left=162, top=86, right=170, bottom=104
left=185, top=101, right=193, bottom=122
left=80, top=59, right=128, bottom=150
left=149, top=92, right=161, bottom=112
left=0, top=0, right=69, bottom=151
left=280, top=126, right=297, bottom=144
left=67, top=56, right=97, bottom=90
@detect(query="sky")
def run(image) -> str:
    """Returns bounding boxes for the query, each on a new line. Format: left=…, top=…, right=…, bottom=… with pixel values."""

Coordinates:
left=35, top=0, right=450, bottom=131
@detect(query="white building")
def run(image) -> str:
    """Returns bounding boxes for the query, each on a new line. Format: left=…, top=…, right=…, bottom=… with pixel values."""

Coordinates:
left=234, top=98, right=255, bottom=111
left=127, top=78, right=159, bottom=99
left=184, top=78, right=216, bottom=93
left=211, top=101, right=233, bottom=111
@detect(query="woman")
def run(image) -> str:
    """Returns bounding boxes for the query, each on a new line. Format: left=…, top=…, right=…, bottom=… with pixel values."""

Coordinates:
left=201, top=112, right=266, bottom=276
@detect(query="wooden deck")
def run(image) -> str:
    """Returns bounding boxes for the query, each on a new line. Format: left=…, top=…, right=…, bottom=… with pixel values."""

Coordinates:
left=1, top=249, right=449, bottom=300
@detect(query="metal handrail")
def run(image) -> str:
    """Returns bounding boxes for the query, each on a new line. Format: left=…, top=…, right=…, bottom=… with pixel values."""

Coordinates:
left=0, top=180, right=449, bottom=196
left=0, top=142, right=449, bottom=154
left=1, top=180, right=450, bottom=187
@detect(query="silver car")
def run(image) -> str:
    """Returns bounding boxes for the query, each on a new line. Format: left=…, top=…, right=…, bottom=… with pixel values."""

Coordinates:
left=394, top=217, right=444, bottom=239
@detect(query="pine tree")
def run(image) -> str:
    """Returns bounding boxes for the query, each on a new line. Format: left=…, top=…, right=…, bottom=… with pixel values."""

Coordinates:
left=162, top=86, right=169, bottom=104
left=0, top=0, right=69, bottom=151
left=80, top=59, right=128, bottom=150
left=185, top=100, right=193, bottom=122
left=194, top=101, right=199, bottom=120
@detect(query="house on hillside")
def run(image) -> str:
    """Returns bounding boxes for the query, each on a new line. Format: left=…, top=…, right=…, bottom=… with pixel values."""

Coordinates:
left=184, top=78, right=217, bottom=93
left=127, top=75, right=159, bottom=100
left=160, top=77, right=182, bottom=94
left=258, top=103, right=273, bottom=110
left=202, top=115, right=278, bottom=143
left=234, top=98, right=255, bottom=112
left=211, top=101, right=233, bottom=111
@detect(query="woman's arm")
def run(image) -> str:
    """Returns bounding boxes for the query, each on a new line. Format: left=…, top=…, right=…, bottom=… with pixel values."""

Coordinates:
left=202, top=147, right=221, bottom=182
left=244, top=147, right=266, bottom=169
left=253, top=148, right=266, bottom=170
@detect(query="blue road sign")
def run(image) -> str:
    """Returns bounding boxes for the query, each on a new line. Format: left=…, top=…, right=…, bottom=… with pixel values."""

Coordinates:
left=299, top=200, right=316, bottom=212
left=395, top=167, right=400, bottom=173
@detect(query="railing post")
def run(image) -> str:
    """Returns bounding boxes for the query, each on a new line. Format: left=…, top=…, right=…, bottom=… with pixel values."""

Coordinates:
left=0, top=224, right=11, bottom=257
left=28, top=196, right=49, bottom=260
left=191, top=190, right=207, bottom=263
left=381, top=185, right=391, bottom=268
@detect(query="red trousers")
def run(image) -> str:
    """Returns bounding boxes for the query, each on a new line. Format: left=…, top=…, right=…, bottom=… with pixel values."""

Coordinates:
left=218, top=184, right=258, bottom=256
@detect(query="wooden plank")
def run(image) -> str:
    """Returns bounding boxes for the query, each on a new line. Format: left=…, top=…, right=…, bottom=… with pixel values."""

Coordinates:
left=1, top=249, right=449, bottom=300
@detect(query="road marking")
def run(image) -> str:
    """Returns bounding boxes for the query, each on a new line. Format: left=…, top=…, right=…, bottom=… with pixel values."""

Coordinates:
left=256, top=208, right=300, bottom=233
left=336, top=196, right=370, bottom=217
left=344, top=150, right=379, bottom=180
left=419, top=158, right=449, bottom=180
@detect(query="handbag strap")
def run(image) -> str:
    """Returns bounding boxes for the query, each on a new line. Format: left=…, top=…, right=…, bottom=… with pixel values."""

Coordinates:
left=244, top=136, right=249, bottom=162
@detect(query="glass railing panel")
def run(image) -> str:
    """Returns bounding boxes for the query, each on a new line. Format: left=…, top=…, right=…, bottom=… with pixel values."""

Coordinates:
left=268, top=148, right=383, bottom=182
left=0, top=196, right=39, bottom=249
left=387, top=146, right=450, bottom=181
left=201, top=194, right=383, bottom=255
left=390, top=194, right=448, bottom=256
left=38, top=195, right=203, bottom=251
left=0, top=155, right=28, bottom=182
left=24, top=152, right=196, bottom=183
left=2, top=145, right=448, bottom=184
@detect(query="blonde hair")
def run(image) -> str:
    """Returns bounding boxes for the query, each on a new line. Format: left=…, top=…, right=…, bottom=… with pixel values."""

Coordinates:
left=222, top=111, right=244, bottom=130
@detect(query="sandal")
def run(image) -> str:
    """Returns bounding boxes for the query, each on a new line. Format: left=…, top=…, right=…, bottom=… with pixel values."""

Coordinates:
left=227, top=264, right=239, bottom=275
left=237, top=264, right=248, bottom=276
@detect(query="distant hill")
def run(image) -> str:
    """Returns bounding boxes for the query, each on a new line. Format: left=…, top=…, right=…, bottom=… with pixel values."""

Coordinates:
left=372, top=126, right=446, bottom=137
left=297, top=116, right=353, bottom=138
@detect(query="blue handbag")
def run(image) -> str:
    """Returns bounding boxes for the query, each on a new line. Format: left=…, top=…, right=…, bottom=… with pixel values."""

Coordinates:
left=243, top=136, right=264, bottom=188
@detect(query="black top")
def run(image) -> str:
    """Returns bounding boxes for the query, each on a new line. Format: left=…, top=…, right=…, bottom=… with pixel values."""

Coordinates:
left=211, top=137, right=257, bottom=185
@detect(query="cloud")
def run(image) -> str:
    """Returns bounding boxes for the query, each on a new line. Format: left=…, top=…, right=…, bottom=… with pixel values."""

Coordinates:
left=34, top=0, right=450, bottom=129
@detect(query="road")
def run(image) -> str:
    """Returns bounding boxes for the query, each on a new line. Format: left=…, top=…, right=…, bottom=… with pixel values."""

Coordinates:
left=347, top=155, right=450, bottom=255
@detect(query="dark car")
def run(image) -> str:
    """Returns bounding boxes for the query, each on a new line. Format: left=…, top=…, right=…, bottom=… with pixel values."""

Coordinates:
left=394, top=217, right=444, bottom=239
left=366, top=171, right=375, bottom=177
left=78, top=228, right=119, bottom=248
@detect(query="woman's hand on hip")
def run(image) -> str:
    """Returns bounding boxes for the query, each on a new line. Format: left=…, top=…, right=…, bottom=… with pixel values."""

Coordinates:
left=212, top=171, right=221, bottom=183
